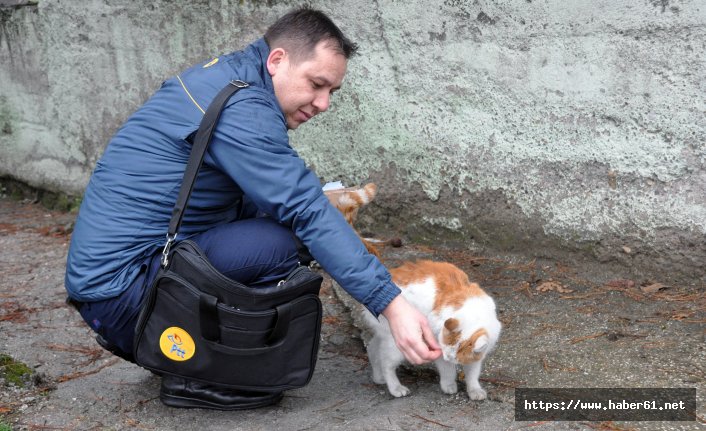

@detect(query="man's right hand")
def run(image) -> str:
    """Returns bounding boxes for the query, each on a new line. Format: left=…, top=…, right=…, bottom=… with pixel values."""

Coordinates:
left=381, top=295, right=442, bottom=364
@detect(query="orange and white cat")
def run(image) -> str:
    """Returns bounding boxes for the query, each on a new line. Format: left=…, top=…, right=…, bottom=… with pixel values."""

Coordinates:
left=364, top=260, right=501, bottom=399
left=324, top=182, right=501, bottom=400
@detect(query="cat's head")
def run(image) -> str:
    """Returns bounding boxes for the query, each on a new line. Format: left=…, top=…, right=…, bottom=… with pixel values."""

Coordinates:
left=440, top=317, right=491, bottom=364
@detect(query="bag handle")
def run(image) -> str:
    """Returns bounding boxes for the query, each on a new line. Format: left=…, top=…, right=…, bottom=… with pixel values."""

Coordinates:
left=161, top=80, right=250, bottom=267
left=203, top=297, right=321, bottom=356
left=199, top=293, right=220, bottom=342
left=267, top=302, right=292, bottom=344
left=198, top=293, right=292, bottom=347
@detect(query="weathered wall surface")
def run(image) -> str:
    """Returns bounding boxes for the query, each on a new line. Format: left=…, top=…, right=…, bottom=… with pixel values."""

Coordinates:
left=1, top=0, right=704, bottom=282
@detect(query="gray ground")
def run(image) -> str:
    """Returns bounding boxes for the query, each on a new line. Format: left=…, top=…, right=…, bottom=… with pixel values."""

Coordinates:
left=0, top=196, right=703, bottom=431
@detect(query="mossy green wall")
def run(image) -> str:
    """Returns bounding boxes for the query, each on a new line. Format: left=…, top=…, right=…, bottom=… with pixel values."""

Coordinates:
left=1, top=0, right=704, bottom=282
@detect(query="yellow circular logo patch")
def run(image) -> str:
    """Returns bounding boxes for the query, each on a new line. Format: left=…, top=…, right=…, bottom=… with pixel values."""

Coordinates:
left=159, top=327, right=195, bottom=361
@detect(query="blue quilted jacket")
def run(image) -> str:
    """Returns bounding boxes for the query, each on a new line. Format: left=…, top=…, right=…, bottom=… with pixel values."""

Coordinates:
left=65, top=38, right=400, bottom=316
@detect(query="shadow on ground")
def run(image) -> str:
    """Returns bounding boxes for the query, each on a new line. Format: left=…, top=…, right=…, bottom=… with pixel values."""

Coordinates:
left=0, top=197, right=703, bottom=430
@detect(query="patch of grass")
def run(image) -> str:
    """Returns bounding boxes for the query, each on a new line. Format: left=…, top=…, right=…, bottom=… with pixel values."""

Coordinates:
left=0, top=421, right=11, bottom=431
left=0, top=354, right=32, bottom=388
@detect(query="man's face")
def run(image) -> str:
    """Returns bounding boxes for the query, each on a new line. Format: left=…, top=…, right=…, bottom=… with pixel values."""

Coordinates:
left=267, top=40, right=348, bottom=129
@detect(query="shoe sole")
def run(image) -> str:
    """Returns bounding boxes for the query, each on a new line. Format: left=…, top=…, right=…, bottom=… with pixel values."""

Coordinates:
left=160, top=392, right=284, bottom=411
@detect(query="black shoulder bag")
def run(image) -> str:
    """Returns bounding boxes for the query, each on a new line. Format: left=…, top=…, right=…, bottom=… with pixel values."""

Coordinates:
left=133, top=80, right=324, bottom=392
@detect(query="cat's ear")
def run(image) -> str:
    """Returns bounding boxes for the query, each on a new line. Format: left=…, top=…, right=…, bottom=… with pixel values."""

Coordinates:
left=473, top=334, right=489, bottom=354
left=442, top=318, right=461, bottom=345
left=444, top=318, right=460, bottom=332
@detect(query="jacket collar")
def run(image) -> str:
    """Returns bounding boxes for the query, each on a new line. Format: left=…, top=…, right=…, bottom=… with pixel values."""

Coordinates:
left=248, top=38, right=274, bottom=95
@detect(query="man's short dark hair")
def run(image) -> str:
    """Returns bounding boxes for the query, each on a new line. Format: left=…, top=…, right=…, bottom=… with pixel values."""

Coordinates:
left=264, top=7, right=358, bottom=62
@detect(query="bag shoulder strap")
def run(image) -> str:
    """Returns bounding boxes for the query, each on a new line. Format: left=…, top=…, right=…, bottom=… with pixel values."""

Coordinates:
left=161, top=80, right=249, bottom=267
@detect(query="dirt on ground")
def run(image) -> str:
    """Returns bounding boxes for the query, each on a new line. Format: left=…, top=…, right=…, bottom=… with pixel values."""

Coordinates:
left=0, top=196, right=704, bottom=430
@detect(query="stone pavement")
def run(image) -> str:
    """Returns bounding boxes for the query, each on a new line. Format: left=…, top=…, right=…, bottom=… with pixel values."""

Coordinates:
left=0, top=196, right=703, bottom=430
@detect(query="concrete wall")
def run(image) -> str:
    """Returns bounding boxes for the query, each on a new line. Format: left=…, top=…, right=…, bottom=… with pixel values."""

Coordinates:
left=1, top=0, right=704, bottom=283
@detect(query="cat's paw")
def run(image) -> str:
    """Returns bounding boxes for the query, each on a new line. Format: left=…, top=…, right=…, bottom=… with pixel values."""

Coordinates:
left=388, top=384, right=411, bottom=397
left=440, top=380, right=458, bottom=394
left=467, top=387, right=487, bottom=401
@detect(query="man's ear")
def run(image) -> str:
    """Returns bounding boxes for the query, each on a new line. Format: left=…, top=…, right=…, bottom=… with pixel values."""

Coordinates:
left=266, top=47, right=287, bottom=76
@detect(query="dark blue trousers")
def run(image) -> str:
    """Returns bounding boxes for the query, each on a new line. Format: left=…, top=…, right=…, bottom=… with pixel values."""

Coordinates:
left=78, top=218, right=304, bottom=357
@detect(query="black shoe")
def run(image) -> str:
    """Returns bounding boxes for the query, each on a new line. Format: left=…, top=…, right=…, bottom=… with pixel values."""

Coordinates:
left=95, top=334, right=135, bottom=363
left=160, top=375, right=283, bottom=410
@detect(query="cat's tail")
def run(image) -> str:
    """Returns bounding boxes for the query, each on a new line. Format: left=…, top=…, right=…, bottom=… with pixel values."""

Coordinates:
left=337, top=183, right=381, bottom=257
left=337, top=183, right=377, bottom=209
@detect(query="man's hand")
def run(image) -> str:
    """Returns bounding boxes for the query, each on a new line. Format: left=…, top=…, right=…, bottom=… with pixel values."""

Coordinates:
left=381, top=295, right=442, bottom=364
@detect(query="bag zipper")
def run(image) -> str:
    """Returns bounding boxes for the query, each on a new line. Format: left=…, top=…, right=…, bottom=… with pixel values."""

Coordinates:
left=179, top=240, right=320, bottom=299
left=277, top=265, right=310, bottom=287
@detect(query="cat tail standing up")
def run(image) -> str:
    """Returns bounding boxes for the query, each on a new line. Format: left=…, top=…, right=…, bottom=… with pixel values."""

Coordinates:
left=324, top=183, right=381, bottom=257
